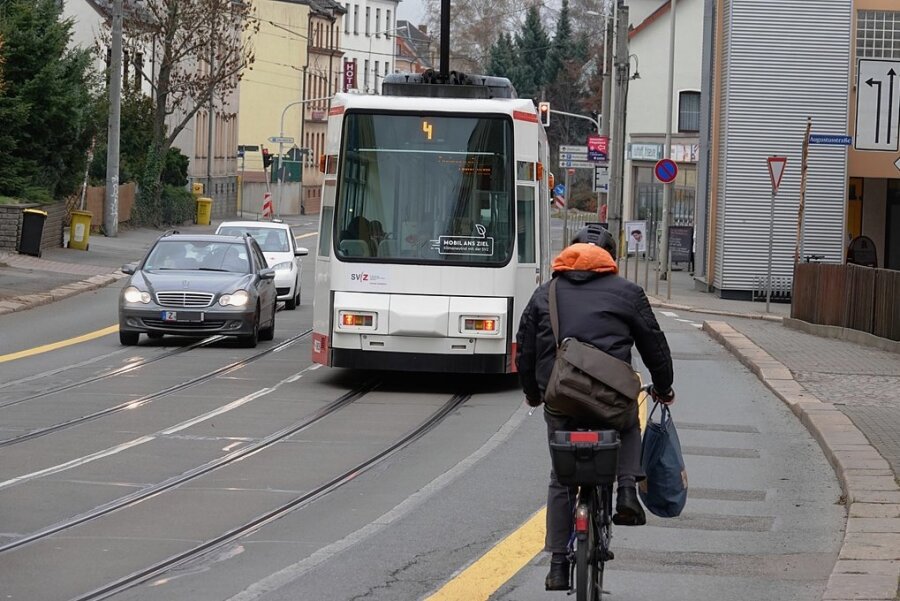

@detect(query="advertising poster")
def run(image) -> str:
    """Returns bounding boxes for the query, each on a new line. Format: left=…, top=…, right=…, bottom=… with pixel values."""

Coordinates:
left=625, top=220, right=647, bottom=255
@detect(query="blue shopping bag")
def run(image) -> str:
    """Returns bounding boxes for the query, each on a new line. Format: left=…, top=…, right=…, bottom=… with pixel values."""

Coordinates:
left=639, top=403, right=687, bottom=518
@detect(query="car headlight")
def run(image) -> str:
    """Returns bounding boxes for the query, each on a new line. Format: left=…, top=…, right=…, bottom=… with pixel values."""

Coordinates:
left=219, top=289, right=250, bottom=307
left=123, top=286, right=151, bottom=304
left=272, top=261, right=293, bottom=271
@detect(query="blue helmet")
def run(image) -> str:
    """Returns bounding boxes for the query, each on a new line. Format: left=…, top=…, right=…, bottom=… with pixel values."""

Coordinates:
left=573, top=224, right=616, bottom=256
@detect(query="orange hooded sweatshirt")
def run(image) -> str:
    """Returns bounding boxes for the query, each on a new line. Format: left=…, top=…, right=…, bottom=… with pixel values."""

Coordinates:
left=552, top=243, right=618, bottom=274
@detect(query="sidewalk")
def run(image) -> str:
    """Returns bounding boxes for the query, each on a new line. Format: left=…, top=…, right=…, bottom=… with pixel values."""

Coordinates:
left=3, top=223, right=899, bottom=598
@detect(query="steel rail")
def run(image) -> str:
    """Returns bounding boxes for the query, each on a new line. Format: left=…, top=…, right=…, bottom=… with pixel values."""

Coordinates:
left=0, top=329, right=313, bottom=448
left=68, top=392, right=471, bottom=601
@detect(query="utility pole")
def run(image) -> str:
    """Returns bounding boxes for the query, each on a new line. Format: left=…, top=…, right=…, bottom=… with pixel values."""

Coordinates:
left=607, top=2, right=629, bottom=252
left=599, top=2, right=613, bottom=220
left=659, top=0, right=677, bottom=275
left=206, top=13, right=216, bottom=211
left=103, top=0, right=123, bottom=237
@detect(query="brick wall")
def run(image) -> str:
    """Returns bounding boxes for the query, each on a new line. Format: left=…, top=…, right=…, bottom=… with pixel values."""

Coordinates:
left=0, top=203, right=65, bottom=253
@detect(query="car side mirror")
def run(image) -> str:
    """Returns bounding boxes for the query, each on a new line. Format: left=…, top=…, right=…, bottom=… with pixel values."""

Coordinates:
left=121, top=263, right=136, bottom=275
left=259, top=268, right=276, bottom=280
left=294, top=247, right=309, bottom=257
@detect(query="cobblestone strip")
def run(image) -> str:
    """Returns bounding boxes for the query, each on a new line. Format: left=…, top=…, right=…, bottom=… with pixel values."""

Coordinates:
left=704, top=320, right=900, bottom=601
left=0, top=271, right=125, bottom=317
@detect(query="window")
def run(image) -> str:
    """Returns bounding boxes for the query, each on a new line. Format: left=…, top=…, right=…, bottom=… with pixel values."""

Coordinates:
left=334, top=113, right=514, bottom=265
left=386, top=10, right=392, bottom=36
left=376, top=8, right=381, bottom=36
left=374, top=60, right=379, bottom=88
left=857, top=10, right=900, bottom=59
left=353, top=5, right=359, bottom=34
left=344, top=3, right=349, bottom=33
left=364, top=59, right=369, bottom=90
left=365, top=7, right=370, bottom=36
left=517, top=186, right=536, bottom=263
left=678, top=91, right=701, bottom=132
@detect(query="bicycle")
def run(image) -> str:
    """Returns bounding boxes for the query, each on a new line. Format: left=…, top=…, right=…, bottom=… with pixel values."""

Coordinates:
left=549, top=429, right=620, bottom=601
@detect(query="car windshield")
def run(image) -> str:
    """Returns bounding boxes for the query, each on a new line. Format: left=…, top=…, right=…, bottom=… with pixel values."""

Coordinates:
left=144, top=240, right=250, bottom=273
left=217, top=226, right=290, bottom=252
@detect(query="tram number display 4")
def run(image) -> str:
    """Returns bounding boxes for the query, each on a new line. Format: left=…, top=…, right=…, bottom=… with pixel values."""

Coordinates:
left=438, top=235, right=495, bottom=256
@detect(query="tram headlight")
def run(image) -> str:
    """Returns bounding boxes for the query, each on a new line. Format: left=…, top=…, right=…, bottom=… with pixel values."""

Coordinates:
left=338, top=311, right=376, bottom=329
left=461, top=317, right=500, bottom=335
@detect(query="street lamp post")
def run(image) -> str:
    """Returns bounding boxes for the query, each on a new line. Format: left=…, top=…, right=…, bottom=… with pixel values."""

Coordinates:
left=276, top=95, right=335, bottom=217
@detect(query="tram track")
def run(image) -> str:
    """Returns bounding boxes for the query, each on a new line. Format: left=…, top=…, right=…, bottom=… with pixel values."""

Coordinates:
left=0, top=336, right=225, bottom=410
left=67, top=391, right=472, bottom=601
left=0, top=328, right=313, bottom=448
left=0, top=378, right=381, bottom=554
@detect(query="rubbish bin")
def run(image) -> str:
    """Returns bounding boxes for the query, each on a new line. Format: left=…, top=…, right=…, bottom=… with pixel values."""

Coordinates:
left=17, top=208, right=48, bottom=257
left=196, top=196, right=213, bottom=225
left=68, top=210, right=92, bottom=251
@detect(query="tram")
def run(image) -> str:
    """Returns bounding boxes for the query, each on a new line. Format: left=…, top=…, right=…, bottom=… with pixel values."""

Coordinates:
left=311, top=72, right=551, bottom=373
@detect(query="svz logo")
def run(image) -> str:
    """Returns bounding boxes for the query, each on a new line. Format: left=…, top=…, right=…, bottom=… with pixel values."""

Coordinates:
left=350, top=272, right=370, bottom=281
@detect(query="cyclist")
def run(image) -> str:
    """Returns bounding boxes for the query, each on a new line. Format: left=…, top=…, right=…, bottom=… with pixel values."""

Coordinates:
left=515, top=224, right=675, bottom=591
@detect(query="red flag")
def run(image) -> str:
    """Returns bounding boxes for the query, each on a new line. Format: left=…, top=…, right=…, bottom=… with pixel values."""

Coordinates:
left=262, top=192, right=273, bottom=218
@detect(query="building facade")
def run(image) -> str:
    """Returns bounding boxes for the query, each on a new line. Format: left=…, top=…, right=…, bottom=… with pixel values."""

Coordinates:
left=848, top=2, right=900, bottom=270
left=623, top=0, right=704, bottom=261
left=394, top=21, right=434, bottom=74
left=339, top=0, right=400, bottom=94
left=700, top=0, right=852, bottom=298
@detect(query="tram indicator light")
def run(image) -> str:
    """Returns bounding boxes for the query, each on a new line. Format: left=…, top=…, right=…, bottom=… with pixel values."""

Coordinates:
left=464, top=318, right=497, bottom=332
left=339, top=312, right=375, bottom=328
left=538, top=102, right=550, bottom=127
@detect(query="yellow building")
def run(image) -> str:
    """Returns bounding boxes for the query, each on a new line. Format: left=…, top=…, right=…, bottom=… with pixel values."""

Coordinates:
left=238, top=0, right=310, bottom=215
left=848, top=2, right=900, bottom=270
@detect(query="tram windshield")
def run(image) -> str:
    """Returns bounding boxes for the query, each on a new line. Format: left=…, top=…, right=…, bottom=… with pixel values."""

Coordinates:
left=334, top=112, right=513, bottom=265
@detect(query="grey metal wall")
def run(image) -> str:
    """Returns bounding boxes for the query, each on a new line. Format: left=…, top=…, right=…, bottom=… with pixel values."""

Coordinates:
left=715, top=0, right=851, bottom=294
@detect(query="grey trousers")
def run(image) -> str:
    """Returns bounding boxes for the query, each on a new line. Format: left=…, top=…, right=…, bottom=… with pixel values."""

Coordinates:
left=544, top=410, right=643, bottom=554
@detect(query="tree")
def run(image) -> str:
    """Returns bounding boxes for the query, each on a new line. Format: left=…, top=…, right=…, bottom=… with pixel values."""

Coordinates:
left=112, top=0, right=257, bottom=224
left=422, top=0, right=523, bottom=73
left=0, top=0, right=97, bottom=202
left=89, top=90, right=156, bottom=185
left=512, top=5, right=550, bottom=100
left=487, top=32, right=517, bottom=80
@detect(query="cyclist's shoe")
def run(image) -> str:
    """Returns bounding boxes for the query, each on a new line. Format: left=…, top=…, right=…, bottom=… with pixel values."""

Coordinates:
left=612, top=486, right=646, bottom=526
left=544, top=559, right=570, bottom=591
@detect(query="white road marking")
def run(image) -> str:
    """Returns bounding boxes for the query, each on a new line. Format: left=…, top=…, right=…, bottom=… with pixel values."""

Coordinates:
left=660, top=311, right=679, bottom=318
left=691, top=323, right=703, bottom=329
left=676, top=318, right=692, bottom=323
left=0, top=365, right=316, bottom=491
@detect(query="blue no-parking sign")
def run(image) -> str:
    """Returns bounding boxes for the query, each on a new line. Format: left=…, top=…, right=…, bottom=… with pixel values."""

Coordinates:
left=654, top=158, right=678, bottom=184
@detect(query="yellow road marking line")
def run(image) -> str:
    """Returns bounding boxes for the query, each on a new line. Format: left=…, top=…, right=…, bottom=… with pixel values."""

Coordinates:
left=423, top=507, right=546, bottom=601
left=294, top=232, right=318, bottom=239
left=0, top=325, right=119, bottom=364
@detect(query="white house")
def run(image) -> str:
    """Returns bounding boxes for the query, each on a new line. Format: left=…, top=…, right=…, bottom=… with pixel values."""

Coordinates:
left=338, top=0, right=400, bottom=93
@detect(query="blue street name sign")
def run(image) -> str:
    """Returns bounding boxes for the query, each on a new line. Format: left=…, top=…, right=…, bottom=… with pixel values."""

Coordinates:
left=809, top=134, right=852, bottom=145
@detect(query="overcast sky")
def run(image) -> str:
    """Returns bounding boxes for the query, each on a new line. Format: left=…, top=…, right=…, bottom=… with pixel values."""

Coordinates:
left=396, top=0, right=427, bottom=25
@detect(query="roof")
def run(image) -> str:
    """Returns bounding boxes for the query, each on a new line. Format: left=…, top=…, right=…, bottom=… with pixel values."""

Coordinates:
left=396, top=20, right=433, bottom=69
left=159, top=234, right=248, bottom=243
left=217, top=221, right=292, bottom=230
left=629, top=1, right=670, bottom=39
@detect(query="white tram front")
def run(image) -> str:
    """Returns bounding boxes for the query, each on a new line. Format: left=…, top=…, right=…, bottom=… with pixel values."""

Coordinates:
left=312, top=74, right=551, bottom=373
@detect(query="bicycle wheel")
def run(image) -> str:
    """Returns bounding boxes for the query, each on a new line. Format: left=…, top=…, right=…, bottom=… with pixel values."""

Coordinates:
left=574, top=489, right=600, bottom=601
left=596, top=484, right=614, bottom=599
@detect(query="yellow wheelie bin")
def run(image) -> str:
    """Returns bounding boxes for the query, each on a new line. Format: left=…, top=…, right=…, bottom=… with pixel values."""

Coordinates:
left=68, top=210, right=93, bottom=251
left=196, top=196, right=213, bottom=225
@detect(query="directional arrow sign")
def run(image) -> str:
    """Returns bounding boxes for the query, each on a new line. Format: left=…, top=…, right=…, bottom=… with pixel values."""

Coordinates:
left=269, top=136, right=295, bottom=144
left=894, top=156, right=900, bottom=174
left=855, top=59, right=900, bottom=152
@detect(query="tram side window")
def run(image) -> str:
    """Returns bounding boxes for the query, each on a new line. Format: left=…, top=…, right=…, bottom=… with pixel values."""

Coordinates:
left=319, top=206, right=334, bottom=257
left=516, top=185, right=535, bottom=263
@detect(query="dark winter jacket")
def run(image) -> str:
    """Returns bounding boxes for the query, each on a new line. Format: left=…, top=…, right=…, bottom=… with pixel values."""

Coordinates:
left=515, top=244, right=674, bottom=406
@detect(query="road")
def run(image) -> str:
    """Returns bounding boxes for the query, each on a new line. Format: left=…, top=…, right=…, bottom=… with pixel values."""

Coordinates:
left=0, top=221, right=844, bottom=601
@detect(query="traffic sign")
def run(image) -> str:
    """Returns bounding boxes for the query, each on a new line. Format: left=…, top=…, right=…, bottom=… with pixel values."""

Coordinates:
left=809, top=134, right=852, bottom=145
left=654, top=158, right=678, bottom=183
left=560, top=152, right=589, bottom=161
left=767, top=156, right=787, bottom=194
left=593, top=166, right=609, bottom=193
left=559, top=160, right=596, bottom=169
left=893, top=156, right=900, bottom=174
left=855, top=59, right=900, bottom=151
left=559, top=145, right=587, bottom=154
left=553, top=183, right=566, bottom=197
left=269, top=136, right=295, bottom=144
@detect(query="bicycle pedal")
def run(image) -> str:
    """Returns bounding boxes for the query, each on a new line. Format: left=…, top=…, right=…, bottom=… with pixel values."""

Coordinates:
left=599, top=549, right=615, bottom=561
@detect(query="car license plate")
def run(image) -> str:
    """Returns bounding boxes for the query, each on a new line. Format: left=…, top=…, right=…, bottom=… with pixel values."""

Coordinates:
left=161, top=311, right=204, bottom=322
